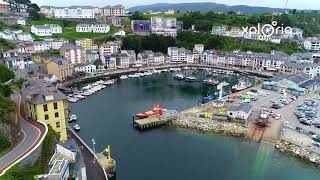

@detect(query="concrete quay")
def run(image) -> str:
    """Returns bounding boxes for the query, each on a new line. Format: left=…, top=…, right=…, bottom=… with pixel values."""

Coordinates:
left=62, top=64, right=273, bottom=88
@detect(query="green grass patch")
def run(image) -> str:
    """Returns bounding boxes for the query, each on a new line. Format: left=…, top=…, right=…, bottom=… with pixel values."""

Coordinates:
left=0, top=128, right=57, bottom=180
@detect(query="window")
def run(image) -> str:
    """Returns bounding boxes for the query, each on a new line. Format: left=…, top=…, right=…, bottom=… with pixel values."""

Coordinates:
left=55, top=112, right=59, bottom=118
left=45, top=114, right=49, bottom=120
left=43, top=104, right=48, bottom=112
left=56, top=122, right=60, bottom=128
left=53, top=102, right=58, bottom=110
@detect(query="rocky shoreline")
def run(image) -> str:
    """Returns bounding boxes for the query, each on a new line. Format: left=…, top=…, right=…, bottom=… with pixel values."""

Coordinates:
left=276, top=140, right=320, bottom=166
left=170, top=114, right=247, bottom=137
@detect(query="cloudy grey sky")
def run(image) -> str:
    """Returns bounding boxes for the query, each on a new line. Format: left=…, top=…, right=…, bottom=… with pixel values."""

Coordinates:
left=31, top=0, right=319, bottom=10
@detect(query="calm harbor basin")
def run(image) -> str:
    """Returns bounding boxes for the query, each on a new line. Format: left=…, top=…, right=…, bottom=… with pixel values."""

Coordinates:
left=69, top=72, right=320, bottom=180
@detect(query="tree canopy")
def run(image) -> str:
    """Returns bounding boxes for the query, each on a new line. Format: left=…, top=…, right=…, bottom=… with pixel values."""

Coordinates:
left=0, top=65, right=14, bottom=83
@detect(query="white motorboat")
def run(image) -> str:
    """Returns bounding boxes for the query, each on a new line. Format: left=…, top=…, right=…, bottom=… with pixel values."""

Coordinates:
left=74, top=124, right=80, bottom=131
left=69, top=114, right=77, bottom=122
left=232, top=81, right=248, bottom=92
left=120, top=75, right=128, bottom=80
left=185, top=76, right=197, bottom=82
left=174, top=74, right=185, bottom=80
left=67, top=97, right=79, bottom=103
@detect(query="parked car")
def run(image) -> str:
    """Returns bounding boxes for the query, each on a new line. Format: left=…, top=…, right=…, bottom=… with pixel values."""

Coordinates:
left=300, top=120, right=312, bottom=126
left=271, top=104, right=281, bottom=109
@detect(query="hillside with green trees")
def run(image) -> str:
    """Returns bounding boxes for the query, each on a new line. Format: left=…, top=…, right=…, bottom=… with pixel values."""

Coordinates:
left=177, top=11, right=320, bottom=36
left=122, top=31, right=304, bottom=55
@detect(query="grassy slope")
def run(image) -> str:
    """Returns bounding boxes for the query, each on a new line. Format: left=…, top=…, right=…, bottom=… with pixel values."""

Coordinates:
left=29, top=19, right=119, bottom=44
left=0, top=133, right=11, bottom=157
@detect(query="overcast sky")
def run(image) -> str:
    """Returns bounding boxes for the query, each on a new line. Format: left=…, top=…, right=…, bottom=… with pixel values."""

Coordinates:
left=31, top=0, right=319, bottom=10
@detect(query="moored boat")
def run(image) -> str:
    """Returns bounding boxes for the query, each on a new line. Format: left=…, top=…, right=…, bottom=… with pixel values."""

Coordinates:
left=185, top=76, right=197, bottom=82
left=136, top=104, right=167, bottom=119
left=74, top=124, right=80, bottom=131
left=69, top=114, right=77, bottom=122
left=174, top=74, right=185, bottom=80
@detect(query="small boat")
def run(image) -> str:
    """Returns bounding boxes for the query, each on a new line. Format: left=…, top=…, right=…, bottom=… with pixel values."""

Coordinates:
left=232, top=81, right=250, bottom=92
left=185, top=76, right=197, bottom=82
left=136, top=104, right=167, bottom=119
left=74, top=124, right=80, bottom=131
left=69, top=114, right=77, bottom=122
left=174, top=74, right=185, bottom=80
left=120, top=75, right=128, bottom=80
left=67, top=97, right=79, bottom=103
left=203, top=79, right=219, bottom=86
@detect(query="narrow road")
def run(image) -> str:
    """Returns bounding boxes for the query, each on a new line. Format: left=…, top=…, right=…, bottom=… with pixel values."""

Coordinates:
left=0, top=93, right=47, bottom=176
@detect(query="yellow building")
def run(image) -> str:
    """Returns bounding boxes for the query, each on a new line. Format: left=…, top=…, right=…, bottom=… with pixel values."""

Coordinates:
left=75, top=38, right=93, bottom=51
left=21, top=79, right=69, bottom=141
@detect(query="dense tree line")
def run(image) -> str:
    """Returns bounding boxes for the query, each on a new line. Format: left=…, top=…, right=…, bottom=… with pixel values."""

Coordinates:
left=177, top=11, right=320, bottom=36
left=122, top=31, right=304, bottom=55
left=4, top=0, right=41, bottom=19
left=122, top=35, right=176, bottom=53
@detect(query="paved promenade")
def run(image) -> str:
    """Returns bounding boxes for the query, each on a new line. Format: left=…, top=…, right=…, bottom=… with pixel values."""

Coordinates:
left=0, top=93, right=47, bottom=176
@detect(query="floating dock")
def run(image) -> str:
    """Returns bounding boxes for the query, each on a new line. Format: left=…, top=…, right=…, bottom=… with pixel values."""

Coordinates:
left=133, top=110, right=178, bottom=130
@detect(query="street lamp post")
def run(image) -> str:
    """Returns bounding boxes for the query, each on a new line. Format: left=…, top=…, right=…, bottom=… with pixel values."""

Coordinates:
left=92, top=138, right=96, bottom=163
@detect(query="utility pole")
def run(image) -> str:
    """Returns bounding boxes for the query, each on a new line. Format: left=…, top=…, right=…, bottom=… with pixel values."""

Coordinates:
left=92, top=138, right=96, bottom=163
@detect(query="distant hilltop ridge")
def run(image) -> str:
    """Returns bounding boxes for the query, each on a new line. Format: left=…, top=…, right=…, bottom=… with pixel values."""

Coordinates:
left=127, top=2, right=316, bottom=15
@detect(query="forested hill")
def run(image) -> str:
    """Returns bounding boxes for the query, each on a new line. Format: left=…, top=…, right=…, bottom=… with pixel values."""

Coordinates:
left=128, top=2, right=292, bottom=15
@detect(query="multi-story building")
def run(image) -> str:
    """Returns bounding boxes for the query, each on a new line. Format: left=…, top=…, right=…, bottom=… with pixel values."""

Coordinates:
left=99, top=4, right=125, bottom=16
left=76, top=24, right=110, bottom=33
left=137, top=50, right=155, bottom=65
left=21, top=79, right=69, bottom=141
left=16, top=33, right=33, bottom=42
left=290, top=28, right=304, bottom=39
left=167, top=47, right=192, bottom=63
left=211, top=25, right=228, bottom=36
left=31, top=41, right=51, bottom=52
left=0, top=16, right=26, bottom=25
left=54, top=6, right=95, bottom=19
left=154, top=52, right=165, bottom=65
left=280, top=62, right=318, bottom=78
left=304, top=37, right=320, bottom=51
left=4, top=54, right=34, bottom=70
left=44, top=38, right=69, bottom=50
left=131, top=20, right=151, bottom=36
left=99, top=41, right=121, bottom=57
left=40, top=6, right=55, bottom=18
left=47, top=57, right=75, bottom=81
left=0, top=0, right=10, bottom=12
left=75, top=38, right=93, bottom=50
left=74, top=63, right=97, bottom=74
left=151, top=16, right=177, bottom=37
left=60, top=44, right=86, bottom=64
left=15, top=42, right=35, bottom=54
left=121, top=50, right=136, bottom=65
left=194, top=44, right=204, bottom=54
left=31, top=24, right=62, bottom=36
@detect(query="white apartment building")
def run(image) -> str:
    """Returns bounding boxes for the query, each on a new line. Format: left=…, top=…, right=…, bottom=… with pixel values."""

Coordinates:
left=16, top=33, right=33, bottom=42
left=4, top=54, right=34, bottom=70
left=40, top=6, right=55, bottom=18
left=100, top=5, right=125, bottom=16
left=32, top=41, right=51, bottom=52
left=44, top=38, right=69, bottom=50
left=194, top=44, right=204, bottom=54
left=151, top=16, right=177, bottom=37
left=75, top=63, right=97, bottom=73
left=31, top=24, right=62, bottom=36
left=0, top=31, right=16, bottom=40
left=54, top=6, right=95, bottom=19
left=76, top=24, right=110, bottom=33
left=290, top=28, right=304, bottom=39
left=168, top=47, right=192, bottom=63
left=304, top=37, right=320, bottom=51
left=211, top=25, right=227, bottom=36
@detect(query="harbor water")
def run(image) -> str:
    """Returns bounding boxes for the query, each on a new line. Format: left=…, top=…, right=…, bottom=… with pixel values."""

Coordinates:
left=70, top=71, right=320, bottom=180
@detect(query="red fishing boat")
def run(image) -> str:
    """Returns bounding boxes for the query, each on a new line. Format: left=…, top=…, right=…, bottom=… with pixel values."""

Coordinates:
left=136, top=104, right=167, bottom=119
